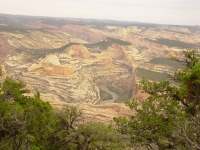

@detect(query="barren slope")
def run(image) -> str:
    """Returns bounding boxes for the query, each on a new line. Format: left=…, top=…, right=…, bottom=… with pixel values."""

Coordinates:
left=1, top=14, right=200, bottom=107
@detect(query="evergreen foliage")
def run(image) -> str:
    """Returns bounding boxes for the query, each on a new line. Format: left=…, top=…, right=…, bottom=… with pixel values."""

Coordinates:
left=48, top=105, right=125, bottom=150
left=114, top=50, right=200, bottom=150
left=0, top=78, right=56, bottom=150
left=0, top=78, right=125, bottom=150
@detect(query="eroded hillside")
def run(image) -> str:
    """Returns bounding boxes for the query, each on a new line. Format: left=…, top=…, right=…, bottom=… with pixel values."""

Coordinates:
left=0, top=14, right=200, bottom=105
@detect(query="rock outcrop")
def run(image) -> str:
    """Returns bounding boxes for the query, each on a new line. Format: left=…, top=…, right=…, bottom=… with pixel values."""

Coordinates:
left=0, top=14, right=200, bottom=106
left=41, top=95, right=134, bottom=123
left=0, top=65, right=6, bottom=77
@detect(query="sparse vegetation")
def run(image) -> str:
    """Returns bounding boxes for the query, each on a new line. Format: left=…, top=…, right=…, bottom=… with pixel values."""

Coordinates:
left=15, top=37, right=131, bottom=59
left=0, top=25, right=29, bottom=33
left=106, top=82, right=133, bottom=103
left=107, top=82, right=125, bottom=95
left=149, top=38, right=197, bottom=49
left=149, top=57, right=184, bottom=70
left=114, top=90, right=132, bottom=103
left=16, top=42, right=80, bottom=60
left=136, top=57, right=186, bottom=84
left=100, top=89, right=113, bottom=101
left=136, top=67, right=172, bottom=82
left=85, top=37, right=131, bottom=51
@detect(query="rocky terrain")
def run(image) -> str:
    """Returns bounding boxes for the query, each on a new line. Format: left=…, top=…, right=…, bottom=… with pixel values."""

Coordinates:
left=41, top=96, right=135, bottom=124
left=0, top=14, right=200, bottom=108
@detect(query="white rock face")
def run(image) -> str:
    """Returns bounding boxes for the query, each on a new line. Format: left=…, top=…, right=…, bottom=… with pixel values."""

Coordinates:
left=0, top=65, right=6, bottom=76
left=43, top=55, right=61, bottom=66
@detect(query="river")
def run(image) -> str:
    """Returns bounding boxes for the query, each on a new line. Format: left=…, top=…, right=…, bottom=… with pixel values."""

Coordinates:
left=97, top=83, right=120, bottom=104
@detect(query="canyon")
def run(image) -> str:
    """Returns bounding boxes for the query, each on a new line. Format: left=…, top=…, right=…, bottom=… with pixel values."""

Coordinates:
left=0, top=14, right=200, bottom=122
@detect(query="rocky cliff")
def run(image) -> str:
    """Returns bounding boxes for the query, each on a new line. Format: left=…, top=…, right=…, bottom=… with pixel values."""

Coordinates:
left=0, top=14, right=200, bottom=106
